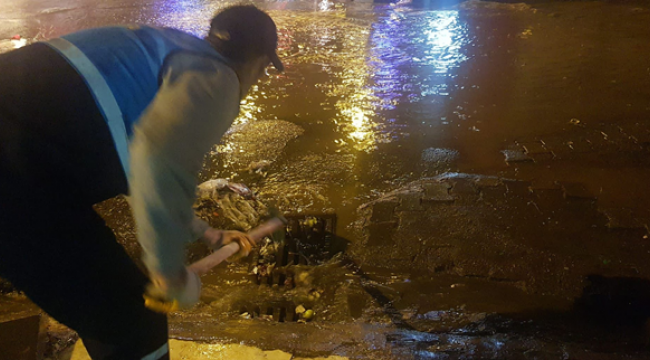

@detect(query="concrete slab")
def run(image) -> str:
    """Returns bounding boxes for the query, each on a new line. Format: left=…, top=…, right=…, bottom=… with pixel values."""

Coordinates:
left=599, top=208, right=646, bottom=229
left=531, top=189, right=567, bottom=212
left=559, top=182, right=596, bottom=199
left=530, top=180, right=561, bottom=190
left=529, top=152, right=556, bottom=162
left=395, top=192, right=424, bottom=211
left=0, top=314, right=41, bottom=360
left=369, top=201, right=398, bottom=223
left=565, top=138, right=593, bottom=153
left=479, top=184, right=508, bottom=203
left=474, top=177, right=502, bottom=188
left=366, top=221, right=398, bottom=246
left=70, top=339, right=347, bottom=360
left=520, top=141, right=548, bottom=155
left=584, top=130, right=611, bottom=150
left=421, top=148, right=459, bottom=164
left=504, top=181, right=533, bottom=196
left=421, top=181, right=455, bottom=202
left=450, top=179, right=480, bottom=203
left=537, top=136, right=571, bottom=155
left=615, top=140, right=645, bottom=153
left=501, top=149, right=532, bottom=163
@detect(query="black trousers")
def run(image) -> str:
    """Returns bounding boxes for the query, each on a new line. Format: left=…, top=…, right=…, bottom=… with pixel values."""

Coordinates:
left=0, top=44, right=168, bottom=360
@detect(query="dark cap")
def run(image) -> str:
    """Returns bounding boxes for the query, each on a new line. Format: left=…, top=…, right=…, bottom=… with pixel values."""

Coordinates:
left=209, top=5, right=284, bottom=71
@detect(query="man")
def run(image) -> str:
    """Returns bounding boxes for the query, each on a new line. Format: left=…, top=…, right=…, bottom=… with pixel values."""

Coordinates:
left=0, top=5, right=283, bottom=360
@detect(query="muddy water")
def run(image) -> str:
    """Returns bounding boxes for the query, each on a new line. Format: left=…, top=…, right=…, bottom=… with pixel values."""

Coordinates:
left=2, top=0, right=650, bottom=358
left=2, top=1, right=648, bottom=223
left=200, top=0, right=650, bottom=238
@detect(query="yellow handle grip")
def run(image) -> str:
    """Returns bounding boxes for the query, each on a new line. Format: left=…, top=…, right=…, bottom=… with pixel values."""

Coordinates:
left=144, top=294, right=179, bottom=314
left=143, top=218, right=286, bottom=313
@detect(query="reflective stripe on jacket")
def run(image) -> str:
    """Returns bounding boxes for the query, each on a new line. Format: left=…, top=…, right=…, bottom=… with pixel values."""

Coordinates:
left=45, top=25, right=225, bottom=175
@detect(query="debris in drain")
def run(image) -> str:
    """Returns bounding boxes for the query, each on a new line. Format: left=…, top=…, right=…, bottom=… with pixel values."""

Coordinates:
left=296, top=271, right=312, bottom=286
left=237, top=302, right=299, bottom=323
left=302, top=309, right=315, bottom=321
left=197, top=178, right=254, bottom=199
left=232, top=215, right=350, bottom=324
left=252, top=263, right=275, bottom=277
left=239, top=312, right=251, bottom=319
left=308, top=288, right=323, bottom=301
left=303, top=217, right=318, bottom=228
left=259, top=314, right=273, bottom=321
left=227, top=182, right=255, bottom=199
left=294, top=306, right=315, bottom=323
left=197, top=178, right=229, bottom=197
left=194, top=179, right=269, bottom=231
left=250, top=214, right=342, bottom=288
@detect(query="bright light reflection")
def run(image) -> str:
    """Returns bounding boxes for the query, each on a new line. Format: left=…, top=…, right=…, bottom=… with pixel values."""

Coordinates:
left=234, top=93, right=260, bottom=126
left=336, top=11, right=467, bottom=151
left=318, top=0, right=333, bottom=12
left=150, top=0, right=214, bottom=37
left=342, top=103, right=372, bottom=143
left=369, top=10, right=467, bottom=104
left=332, top=24, right=377, bottom=152
left=422, top=11, right=466, bottom=74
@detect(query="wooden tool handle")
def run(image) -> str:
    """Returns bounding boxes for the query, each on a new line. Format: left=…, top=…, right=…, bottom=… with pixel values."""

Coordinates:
left=188, top=217, right=285, bottom=276
left=247, top=217, right=286, bottom=243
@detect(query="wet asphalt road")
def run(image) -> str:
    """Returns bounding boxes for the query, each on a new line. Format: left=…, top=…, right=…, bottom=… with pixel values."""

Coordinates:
left=1, top=0, right=650, bottom=358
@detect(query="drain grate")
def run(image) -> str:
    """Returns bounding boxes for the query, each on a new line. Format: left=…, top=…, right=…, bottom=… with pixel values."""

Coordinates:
left=237, top=301, right=298, bottom=322
left=251, top=214, right=338, bottom=287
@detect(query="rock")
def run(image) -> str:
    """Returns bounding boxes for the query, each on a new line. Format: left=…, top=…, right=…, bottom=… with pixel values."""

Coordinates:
left=421, top=311, right=443, bottom=321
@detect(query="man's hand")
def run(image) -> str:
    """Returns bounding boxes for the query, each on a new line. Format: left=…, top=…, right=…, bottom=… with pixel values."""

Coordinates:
left=146, top=267, right=201, bottom=311
left=201, top=227, right=255, bottom=257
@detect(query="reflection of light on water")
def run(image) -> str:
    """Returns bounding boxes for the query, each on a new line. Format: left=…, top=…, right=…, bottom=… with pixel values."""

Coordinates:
left=426, top=13, right=455, bottom=48
left=235, top=90, right=262, bottom=126
left=341, top=102, right=373, bottom=143
left=333, top=26, right=378, bottom=152
left=215, top=87, right=263, bottom=174
left=349, top=108, right=367, bottom=140
left=150, top=0, right=215, bottom=37
left=281, top=13, right=378, bottom=152
left=318, top=0, right=333, bottom=12
left=216, top=10, right=467, bottom=154
left=337, top=91, right=378, bottom=152
left=421, top=11, right=467, bottom=74
left=370, top=10, right=468, bottom=101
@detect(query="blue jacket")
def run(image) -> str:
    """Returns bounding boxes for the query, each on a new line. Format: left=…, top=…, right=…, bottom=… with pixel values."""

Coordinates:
left=45, top=26, right=243, bottom=280
left=46, top=25, right=225, bottom=175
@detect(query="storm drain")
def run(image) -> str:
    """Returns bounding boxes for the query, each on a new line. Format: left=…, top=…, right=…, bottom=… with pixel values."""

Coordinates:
left=239, top=215, right=341, bottom=323
left=237, top=301, right=299, bottom=322
left=250, top=214, right=338, bottom=288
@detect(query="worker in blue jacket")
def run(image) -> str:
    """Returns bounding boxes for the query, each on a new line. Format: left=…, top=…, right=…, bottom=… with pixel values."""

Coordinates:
left=0, top=5, right=283, bottom=359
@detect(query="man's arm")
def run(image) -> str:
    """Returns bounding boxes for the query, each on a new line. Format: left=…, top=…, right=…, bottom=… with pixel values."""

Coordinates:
left=190, top=216, right=212, bottom=241
left=128, top=54, right=240, bottom=282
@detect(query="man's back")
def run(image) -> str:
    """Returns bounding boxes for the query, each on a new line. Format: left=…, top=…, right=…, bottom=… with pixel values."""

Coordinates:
left=54, top=25, right=221, bottom=136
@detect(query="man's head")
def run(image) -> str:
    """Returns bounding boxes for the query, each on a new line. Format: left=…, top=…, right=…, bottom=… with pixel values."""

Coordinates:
left=207, top=5, right=283, bottom=98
